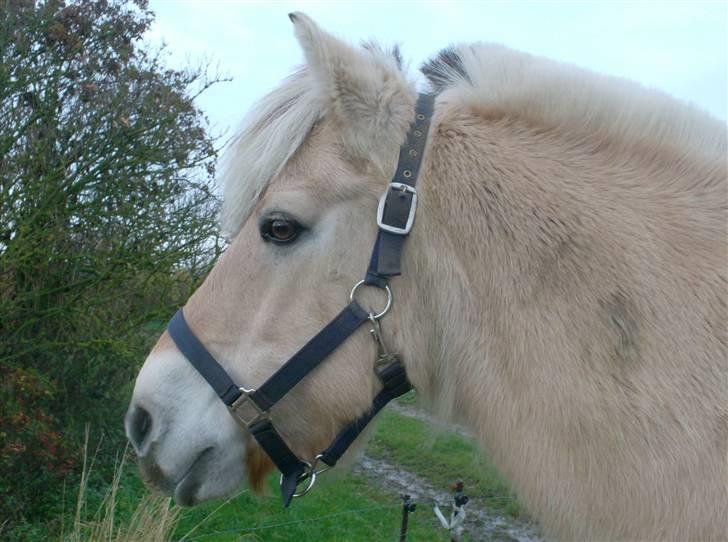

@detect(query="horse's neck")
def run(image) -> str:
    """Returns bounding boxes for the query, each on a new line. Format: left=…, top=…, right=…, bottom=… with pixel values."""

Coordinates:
left=395, top=105, right=659, bottom=427
left=394, top=111, right=583, bottom=426
left=394, top=105, right=727, bottom=537
left=387, top=77, right=727, bottom=542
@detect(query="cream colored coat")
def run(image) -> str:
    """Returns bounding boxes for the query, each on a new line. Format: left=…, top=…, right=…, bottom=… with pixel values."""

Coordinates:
left=127, top=13, right=727, bottom=541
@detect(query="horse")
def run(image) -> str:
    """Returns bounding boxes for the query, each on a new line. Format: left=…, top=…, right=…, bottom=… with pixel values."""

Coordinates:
left=125, top=13, right=728, bottom=540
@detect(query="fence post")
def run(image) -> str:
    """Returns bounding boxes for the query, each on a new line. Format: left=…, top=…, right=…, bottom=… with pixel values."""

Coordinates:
left=399, top=494, right=416, bottom=541
left=451, top=481, right=468, bottom=542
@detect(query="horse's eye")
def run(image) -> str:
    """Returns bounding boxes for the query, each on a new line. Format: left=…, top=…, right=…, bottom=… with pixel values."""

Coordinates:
left=261, top=217, right=301, bottom=244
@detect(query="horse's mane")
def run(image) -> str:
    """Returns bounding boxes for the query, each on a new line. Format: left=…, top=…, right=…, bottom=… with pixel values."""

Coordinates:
left=221, top=43, right=726, bottom=236
left=422, top=44, right=726, bottom=162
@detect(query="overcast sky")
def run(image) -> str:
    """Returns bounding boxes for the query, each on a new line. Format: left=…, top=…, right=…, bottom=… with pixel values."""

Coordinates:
left=146, top=1, right=727, bottom=142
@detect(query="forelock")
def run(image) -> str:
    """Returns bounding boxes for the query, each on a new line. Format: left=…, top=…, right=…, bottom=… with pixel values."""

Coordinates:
left=219, top=68, right=321, bottom=237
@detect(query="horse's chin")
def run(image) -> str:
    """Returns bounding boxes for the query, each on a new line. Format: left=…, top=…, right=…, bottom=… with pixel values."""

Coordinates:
left=170, top=445, right=273, bottom=507
left=138, top=444, right=248, bottom=507
left=172, top=449, right=273, bottom=507
left=171, top=447, right=215, bottom=506
left=173, top=451, right=247, bottom=506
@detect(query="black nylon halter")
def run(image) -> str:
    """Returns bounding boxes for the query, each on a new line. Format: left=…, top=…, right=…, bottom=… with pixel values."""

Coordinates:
left=167, top=93, right=434, bottom=506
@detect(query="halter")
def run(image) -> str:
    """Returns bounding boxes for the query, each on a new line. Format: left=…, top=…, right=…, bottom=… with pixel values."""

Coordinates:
left=167, top=94, right=434, bottom=506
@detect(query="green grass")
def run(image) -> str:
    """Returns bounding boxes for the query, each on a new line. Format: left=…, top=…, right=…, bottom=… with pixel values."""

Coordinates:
left=171, top=473, right=445, bottom=542
left=143, top=319, right=167, bottom=332
left=14, top=399, right=524, bottom=541
left=395, top=389, right=418, bottom=406
left=167, top=405, right=524, bottom=540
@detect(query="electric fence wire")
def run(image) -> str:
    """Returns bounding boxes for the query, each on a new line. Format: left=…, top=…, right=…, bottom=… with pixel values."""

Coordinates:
left=406, top=494, right=520, bottom=505
left=183, top=503, right=403, bottom=541
left=179, top=493, right=526, bottom=541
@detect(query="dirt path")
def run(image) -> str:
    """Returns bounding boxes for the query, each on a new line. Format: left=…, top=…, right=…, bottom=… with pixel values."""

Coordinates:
left=355, top=401, right=543, bottom=541
left=354, top=454, right=542, bottom=542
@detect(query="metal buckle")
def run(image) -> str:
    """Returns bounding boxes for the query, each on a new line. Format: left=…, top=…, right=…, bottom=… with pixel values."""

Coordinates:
left=228, top=387, right=268, bottom=428
left=376, top=182, right=417, bottom=235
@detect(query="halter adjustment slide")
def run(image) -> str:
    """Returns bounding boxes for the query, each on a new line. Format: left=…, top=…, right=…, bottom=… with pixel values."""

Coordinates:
left=229, top=387, right=268, bottom=427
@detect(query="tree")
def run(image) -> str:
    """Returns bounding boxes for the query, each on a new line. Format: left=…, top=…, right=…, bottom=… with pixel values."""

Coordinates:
left=0, top=0, right=223, bottom=527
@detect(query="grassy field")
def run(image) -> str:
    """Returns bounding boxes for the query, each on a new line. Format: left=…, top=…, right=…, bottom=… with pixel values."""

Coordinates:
left=65, top=393, right=533, bottom=542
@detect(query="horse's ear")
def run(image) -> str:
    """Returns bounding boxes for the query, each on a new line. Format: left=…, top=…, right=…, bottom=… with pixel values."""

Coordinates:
left=289, top=12, right=416, bottom=173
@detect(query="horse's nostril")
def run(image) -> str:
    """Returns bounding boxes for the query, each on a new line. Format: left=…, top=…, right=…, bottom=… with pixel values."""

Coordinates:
left=127, top=406, right=153, bottom=455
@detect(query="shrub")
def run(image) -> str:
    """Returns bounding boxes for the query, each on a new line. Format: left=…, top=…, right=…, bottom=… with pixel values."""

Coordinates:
left=0, top=0, right=223, bottom=530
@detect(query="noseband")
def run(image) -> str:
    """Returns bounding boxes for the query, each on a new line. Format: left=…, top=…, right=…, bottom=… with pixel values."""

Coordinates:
left=167, top=94, right=434, bottom=506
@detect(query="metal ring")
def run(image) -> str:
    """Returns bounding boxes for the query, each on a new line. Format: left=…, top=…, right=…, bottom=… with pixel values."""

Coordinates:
left=402, top=169, right=412, bottom=178
left=349, top=280, right=392, bottom=320
left=280, top=460, right=317, bottom=499
left=313, top=453, right=331, bottom=476
left=416, top=113, right=425, bottom=120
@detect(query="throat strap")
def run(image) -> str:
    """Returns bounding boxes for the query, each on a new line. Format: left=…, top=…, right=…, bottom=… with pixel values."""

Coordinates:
left=248, top=419, right=308, bottom=507
left=318, top=359, right=411, bottom=467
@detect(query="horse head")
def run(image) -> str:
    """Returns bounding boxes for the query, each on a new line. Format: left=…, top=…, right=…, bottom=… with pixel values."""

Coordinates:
left=125, top=13, right=422, bottom=506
